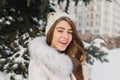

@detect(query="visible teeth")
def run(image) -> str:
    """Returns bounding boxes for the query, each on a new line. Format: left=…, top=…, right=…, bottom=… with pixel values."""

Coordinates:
left=62, top=42, right=65, bottom=43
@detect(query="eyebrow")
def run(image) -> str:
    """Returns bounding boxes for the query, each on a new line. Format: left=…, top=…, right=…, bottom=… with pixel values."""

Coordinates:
left=56, top=27, right=73, bottom=30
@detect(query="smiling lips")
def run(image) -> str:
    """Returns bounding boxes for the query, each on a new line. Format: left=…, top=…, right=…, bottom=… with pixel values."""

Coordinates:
left=59, top=41, right=68, bottom=46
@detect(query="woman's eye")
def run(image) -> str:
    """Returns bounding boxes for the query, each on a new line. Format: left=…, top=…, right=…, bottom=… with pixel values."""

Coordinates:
left=58, top=30, right=63, bottom=32
left=68, top=31, right=73, bottom=34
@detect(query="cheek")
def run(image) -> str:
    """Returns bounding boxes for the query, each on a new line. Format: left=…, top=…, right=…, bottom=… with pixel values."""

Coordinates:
left=69, top=35, right=73, bottom=42
left=51, top=33, right=59, bottom=46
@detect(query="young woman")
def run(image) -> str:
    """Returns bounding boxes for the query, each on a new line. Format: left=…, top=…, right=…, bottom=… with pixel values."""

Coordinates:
left=28, top=11, right=86, bottom=80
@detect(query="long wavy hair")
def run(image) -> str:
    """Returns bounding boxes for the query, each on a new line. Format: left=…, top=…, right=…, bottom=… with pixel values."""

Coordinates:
left=46, top=16, right=86, bottom=80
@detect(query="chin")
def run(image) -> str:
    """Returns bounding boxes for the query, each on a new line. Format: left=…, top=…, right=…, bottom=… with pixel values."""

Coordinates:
left=57, top=48, right=66, bottom=52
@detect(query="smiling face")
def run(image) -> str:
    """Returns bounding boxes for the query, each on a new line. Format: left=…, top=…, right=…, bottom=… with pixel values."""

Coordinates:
left=50, top=20, right=73, bottom=51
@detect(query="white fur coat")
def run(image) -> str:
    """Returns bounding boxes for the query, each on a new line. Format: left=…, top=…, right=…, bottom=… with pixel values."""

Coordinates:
left=28, top=37, right=76, bottom=80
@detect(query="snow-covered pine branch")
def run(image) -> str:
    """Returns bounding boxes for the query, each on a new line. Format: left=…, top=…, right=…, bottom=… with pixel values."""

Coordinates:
left=83, top=38, right=109, bottom=65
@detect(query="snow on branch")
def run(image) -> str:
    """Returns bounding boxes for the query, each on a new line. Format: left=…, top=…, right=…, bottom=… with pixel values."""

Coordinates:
left=84, top=38, right=109, bottom=65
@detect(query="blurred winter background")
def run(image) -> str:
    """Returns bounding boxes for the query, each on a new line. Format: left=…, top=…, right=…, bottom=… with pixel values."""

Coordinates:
left=0, top=0, right=120, bottom=80
left=91, top=48, right=120, bottom=80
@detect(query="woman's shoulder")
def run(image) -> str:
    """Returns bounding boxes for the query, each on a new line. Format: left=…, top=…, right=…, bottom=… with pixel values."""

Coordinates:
left=28, top=36, right=47, bottom=55
left=29, top=36, right=46, bottom=46
left=29, top=36, right=45, bottom=43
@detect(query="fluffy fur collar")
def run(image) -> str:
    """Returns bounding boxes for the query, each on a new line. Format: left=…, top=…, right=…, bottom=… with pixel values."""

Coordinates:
left=29, top=37, right=73, bottom=76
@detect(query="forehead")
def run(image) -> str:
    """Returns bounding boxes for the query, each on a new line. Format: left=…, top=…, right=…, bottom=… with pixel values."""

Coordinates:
left=55, top=20, right=72, bottom=29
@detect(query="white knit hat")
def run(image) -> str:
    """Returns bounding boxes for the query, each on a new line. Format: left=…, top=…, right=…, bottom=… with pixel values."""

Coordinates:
left=45, top=11, right=72, bottom=35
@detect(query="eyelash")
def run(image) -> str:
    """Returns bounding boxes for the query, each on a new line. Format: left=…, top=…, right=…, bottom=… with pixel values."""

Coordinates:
left=58, top=30, right=63, bottom=32
left=57, top=30, right=73, bottom=34
left=68, top=31, right=73, bottom=34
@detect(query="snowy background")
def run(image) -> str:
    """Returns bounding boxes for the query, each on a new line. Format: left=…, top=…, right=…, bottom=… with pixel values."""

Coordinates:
left=91, top=48, right=120, bottom=80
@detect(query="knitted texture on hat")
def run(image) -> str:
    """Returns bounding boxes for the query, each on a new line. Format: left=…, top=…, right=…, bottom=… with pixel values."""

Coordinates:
left=45, top=11, right=72, bottom=35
